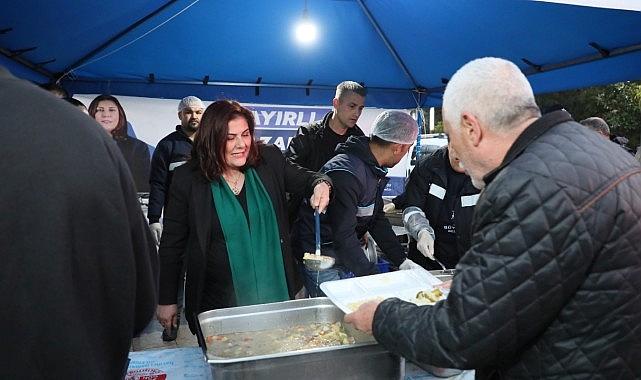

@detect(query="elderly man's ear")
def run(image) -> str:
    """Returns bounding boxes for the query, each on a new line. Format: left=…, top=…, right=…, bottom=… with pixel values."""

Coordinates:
left=461, top=112, right=483, bottom=147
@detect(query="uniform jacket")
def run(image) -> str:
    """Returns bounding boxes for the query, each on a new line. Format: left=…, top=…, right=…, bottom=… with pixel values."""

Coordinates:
left=148, top=126, right=193, bottom=223
left=400, top=146, right=480, bottom=268
left=373, top=111, right=641, bottom=379
left=296, top=136, right=406, bottom=276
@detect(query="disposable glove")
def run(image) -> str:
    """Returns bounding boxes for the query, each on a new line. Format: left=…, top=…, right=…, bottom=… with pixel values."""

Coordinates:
left=383, top=203, right=396, bottom=213
left=417, top=229, right=435, bottom=260
left=149, top=222, right=163, bottom=246
left=399, top=258, right=422, bottom=271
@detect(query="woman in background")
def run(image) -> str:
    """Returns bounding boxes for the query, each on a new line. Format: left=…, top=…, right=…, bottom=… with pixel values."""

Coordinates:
left=156, top=100, right=331, bottom=335
left=89, top=95, right=151, bottom=192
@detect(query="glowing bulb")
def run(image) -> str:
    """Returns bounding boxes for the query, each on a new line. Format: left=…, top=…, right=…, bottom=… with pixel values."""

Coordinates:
left=295, top=17, right=318, bottom=45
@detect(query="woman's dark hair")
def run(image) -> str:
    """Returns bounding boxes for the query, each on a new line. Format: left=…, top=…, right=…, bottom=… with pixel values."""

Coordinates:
left=193, top=100, right=261, bottom=181
left=88, top=94, right=128, bottom=139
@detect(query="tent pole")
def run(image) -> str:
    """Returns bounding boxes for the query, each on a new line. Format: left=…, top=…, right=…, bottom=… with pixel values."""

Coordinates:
left=56, top=0, right=179, bottom=82
left=355, top=0, right=420, bottom=90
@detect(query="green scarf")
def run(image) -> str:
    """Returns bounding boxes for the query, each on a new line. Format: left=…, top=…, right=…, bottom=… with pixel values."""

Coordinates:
left=210, top=168, right=289, bottom=306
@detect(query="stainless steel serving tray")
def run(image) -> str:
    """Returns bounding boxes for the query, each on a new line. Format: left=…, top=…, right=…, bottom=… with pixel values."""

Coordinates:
left=197, top=298, right=404, bottom=380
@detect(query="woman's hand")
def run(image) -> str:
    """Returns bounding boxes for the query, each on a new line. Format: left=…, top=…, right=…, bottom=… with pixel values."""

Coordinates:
left=309, top=181, right=331, bottom=213
left=157, top=304, right=178, bottom=330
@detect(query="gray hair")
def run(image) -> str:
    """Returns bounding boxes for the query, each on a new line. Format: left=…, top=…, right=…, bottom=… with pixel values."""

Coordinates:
left=335, top=81, right=367, bottom=100
left=580, top=117, right=610, bottom=137
left=442, top=57, right=541, bottom=132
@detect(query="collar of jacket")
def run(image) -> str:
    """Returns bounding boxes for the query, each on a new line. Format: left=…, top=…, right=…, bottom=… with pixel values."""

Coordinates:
left=318, top=110, right=364, bottom=138
left=336, top=135, right=388, bottom=178
left=175, top=125, right=195, bottom=141
left=483, top=110, right=574, bottom=185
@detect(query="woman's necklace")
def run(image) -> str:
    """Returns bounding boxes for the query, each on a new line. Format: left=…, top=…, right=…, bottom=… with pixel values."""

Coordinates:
left=223, top=170, right=244, bottom=195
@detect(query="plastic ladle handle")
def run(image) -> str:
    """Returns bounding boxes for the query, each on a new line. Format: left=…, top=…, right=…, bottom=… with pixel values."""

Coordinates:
left=314, top=209, right=321, bottom=256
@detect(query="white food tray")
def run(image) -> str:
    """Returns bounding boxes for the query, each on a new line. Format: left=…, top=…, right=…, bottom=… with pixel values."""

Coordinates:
left=320, top=268, right=445, bottom=313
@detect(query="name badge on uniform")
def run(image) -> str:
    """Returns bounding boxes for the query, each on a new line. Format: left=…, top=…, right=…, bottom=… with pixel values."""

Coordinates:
left=461, top=194, right=480, bottom=207
left=428, top=184, right=446, bottom=200
left=169, top=161, right=187, bottom=171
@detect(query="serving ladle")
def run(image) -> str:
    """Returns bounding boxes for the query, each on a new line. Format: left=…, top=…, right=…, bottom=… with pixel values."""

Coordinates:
left=303, top=209, right=335, bottom=271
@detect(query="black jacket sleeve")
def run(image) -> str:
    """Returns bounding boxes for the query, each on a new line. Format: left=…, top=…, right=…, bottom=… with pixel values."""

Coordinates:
left=114, top=148, right=159, bottom=334
left=402, top=155, right=434, bottom=209
left=148, top=139, right=172, bottom=223
left=326, top=171, right=378, bottom=276
left=157, top=165, right=192, bottom=305
left=285, top=126, right=312, bottom=168
left=131, top=138, right=151, bottom=192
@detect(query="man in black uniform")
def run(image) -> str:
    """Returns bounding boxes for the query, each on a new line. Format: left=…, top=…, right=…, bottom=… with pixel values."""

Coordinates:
left=1, top=66, right=158, bottom=379
left=394, top=144, right=480, bottom=269
left=148, top=95, right=204, bottom=341
left=148, top=96, right=205, bottom=245
left=296, top=111, right=423, bottom=295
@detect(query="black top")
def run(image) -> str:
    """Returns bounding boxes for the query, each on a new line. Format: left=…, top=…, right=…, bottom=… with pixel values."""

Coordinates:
left=201, top=186, right=248, bottom=311
left=0, top=66, right=158, bottom=380
left=285, top=111, right=365, bottom=224
left=116, top=136, right=151, bottom=192
left=400, top=146, right=479, bottom=269
left=285, top=111, right=365, bottom=171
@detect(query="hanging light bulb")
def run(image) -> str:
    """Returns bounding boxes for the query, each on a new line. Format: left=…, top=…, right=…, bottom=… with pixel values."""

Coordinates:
left=294, top=1, right=318, bottom=45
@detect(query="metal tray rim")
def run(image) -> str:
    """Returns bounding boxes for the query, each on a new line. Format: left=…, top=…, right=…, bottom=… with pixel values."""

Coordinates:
left=206, top=339, right=379, bottom=364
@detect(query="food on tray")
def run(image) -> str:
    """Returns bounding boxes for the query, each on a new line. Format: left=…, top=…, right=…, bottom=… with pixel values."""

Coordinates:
left=413, top=288, right=445, bottom=305
left=347, top=297, right=385, bottom=312
left=206, top=322, right=356, bottom=358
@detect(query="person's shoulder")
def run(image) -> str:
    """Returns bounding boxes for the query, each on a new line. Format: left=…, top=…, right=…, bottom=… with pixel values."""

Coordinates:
left=157, top=130, right=182, bottom=143
left=351, top=124, right=366, bottom=136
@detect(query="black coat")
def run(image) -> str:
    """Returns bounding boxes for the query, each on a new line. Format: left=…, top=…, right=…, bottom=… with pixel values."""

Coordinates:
left=0, top=66, right=158, bottom=379
left=116, top=135, right=151, bottom=192
left=399, top=146, right=479, bottom=269
left=373, top=111, right=641, bottom=379
left=285, top=111, right=365, bottom=224
left=158, top=144, right=329, bottom=332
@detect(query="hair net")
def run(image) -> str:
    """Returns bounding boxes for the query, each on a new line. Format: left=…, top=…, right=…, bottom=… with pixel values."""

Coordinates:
left=178, top=96, right=205, bottom=112
left=370, top=110, right=418, bottom=144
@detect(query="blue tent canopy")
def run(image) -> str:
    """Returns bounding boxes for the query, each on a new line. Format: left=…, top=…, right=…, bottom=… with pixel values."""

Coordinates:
left=1, top=0, right=640, bottom=108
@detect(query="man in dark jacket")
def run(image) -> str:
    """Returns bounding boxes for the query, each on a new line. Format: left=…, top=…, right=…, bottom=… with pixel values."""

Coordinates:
left=285, top=80, right=366, bottom=223
left=346, top=57, right=641, bottom=379
left=148, top=96, right=204, bottom=244
left=148, top=95, right=204, bottom=341
left=296, top=111, right=423, bottom=295
left=396, top=145, right=480, bottom=269
left=0, top=66, right=158, bottom=379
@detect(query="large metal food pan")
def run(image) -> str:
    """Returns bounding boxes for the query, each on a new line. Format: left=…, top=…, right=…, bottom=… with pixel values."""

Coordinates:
left=197, top=298, right=404, bottom=380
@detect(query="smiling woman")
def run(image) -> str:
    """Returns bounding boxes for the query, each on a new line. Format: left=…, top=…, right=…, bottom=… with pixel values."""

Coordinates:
left=156, top=100, right=333, bottom=336
left=88, top=94, right=151, bottom=192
